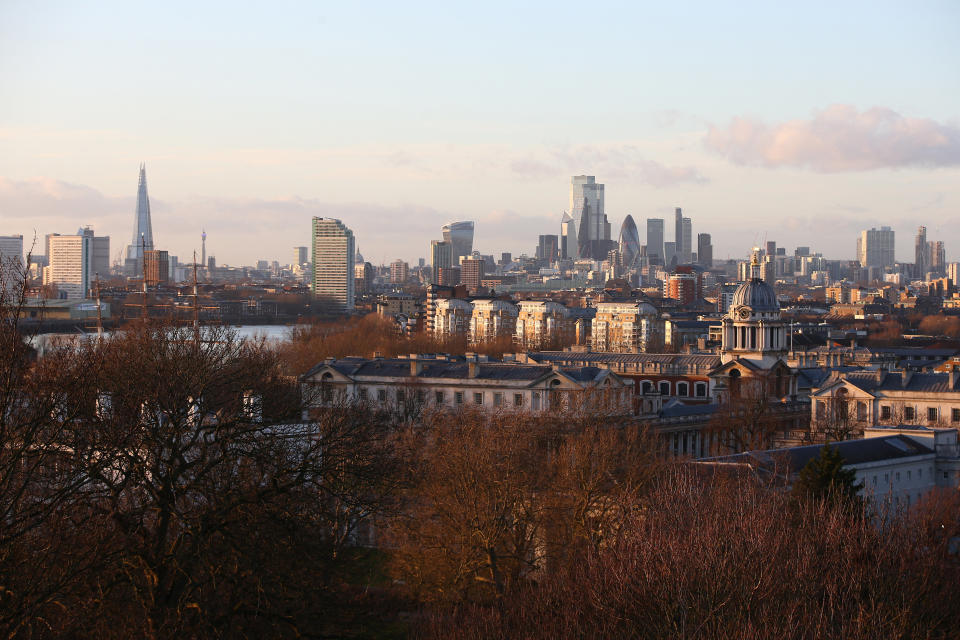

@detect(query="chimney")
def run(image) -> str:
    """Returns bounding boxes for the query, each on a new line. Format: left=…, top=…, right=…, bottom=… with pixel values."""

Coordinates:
left=950, top=364, right=958, bottom=390
left=410, top=354, right=423, bottom=377
left=466, top=352, right=478, bottom=378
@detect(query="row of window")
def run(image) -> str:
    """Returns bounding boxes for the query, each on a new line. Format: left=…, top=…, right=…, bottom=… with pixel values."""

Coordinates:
left=359, top=387, right=529, bottom=408
left=879, top=405, right=960, bottom=423
left=640, top=380, right=709, bottom=397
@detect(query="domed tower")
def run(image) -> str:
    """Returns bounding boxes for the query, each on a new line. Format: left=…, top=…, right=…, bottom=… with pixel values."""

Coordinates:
left=720, top=257, right=786, bottom=367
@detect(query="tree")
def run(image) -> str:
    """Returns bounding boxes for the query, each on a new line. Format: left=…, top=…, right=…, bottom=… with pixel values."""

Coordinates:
left=792, top=443, right=863, bottom=505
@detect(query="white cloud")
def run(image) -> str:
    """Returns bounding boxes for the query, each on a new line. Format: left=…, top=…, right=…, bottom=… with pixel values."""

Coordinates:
left=705, top=105, right=960, bottom=171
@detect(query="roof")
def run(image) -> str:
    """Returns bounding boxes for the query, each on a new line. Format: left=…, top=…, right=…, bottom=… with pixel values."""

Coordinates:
left=704, top=435, right=934, bottom=472
left=731, top=278, right=779, bottom=312
left=529, top=351, right=721, bottom=368
left=836, top=371, right=960, bottom=394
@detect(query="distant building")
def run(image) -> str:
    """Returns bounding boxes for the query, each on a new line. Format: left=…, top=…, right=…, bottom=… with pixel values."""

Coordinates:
left=857, top=226, right=895, bottom=271
left=664, top=268, right=702, bottom=305
left=143, top=250, right=169, bottom=286
left=460, top=257, right=485, bottom=293
left=433, top=298, right=473, bottom=337
left=294, top=246, right=308, bottom=267
left=390, top=259, right=409, bottom=284
left=0, top=235, right=24, bottom=294
left=591, top=301, right=662, bottom=353
left=470, top=299, right=518, bottom=343
left=430, top=240, right=453, bottom=284
left=515, top=300, right=572, bottom=349
left=354, top=261, right=374, bottom=293
left=571, top=176, right=612, bottom=259
left=537, top=234, right=559, bottom=264
left=441, top=221, right=474, bottom=264
left=697, top=233, right=713, bottom=267
left=646, top=218, right=665, bottom=266
left=915, top=226, right=929, bottom=279
left=311, top=217, right=355, bottom=312
left=44, top=233, right=93, bottom=299
left=619, top=216, right=641, bottom=268
left=125, top=164, right=154, bottom=276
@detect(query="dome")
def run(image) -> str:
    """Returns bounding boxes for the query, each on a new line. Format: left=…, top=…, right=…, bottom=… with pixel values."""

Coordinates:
left=731, top=278, right=779, bottom=312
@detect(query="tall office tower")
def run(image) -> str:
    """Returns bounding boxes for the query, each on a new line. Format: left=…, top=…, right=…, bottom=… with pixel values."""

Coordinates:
left=915, top=226, right=929, bottom=279
left=45, top=232, right=93, bottom=299
left=560, top=212, right=576, bottom=259
left=795, top=246, right=810, bottom=257
left=646, top=218, right=664, bottom=266
left=680, top=217, right=692, bottom=263
left=618, top=215, right=641, bottom=268
left=500, top=252, right=512, bottom=265
left=354, top=261, right=373, bottom=293
left=674, top=208, right=684, bottom=262
left=441, top=221, right=475, bottom=264
left=311, top=217, right=355, bottom=312
left=697, top=233, right=713, bottom=267
left=765, top=241, right=777, bottom=258
left=570, top=176, right=611, bottom=259
left=460, top=256, right=485, bottom=293
left=294, top=246, right=308, bottom=267
left=930, top=240, right=946, bottom=276
left=948, top=263, right=960, bottom=286
left=537, top=234, right=559, bottom=263
left=663, top=241, right=676, bottom=268
left=856, top=226, right=895, bottom=269
left=143, top=250, right=170, bottom=286
left=0, top=235, right=24, bottom=295
left=390, top=259, right=409, bottom=284
left=431, top=240, right=453, bottom=284
left=126, top=163, right=155, bottom=276
left=80, top=226, right=110, bottom=277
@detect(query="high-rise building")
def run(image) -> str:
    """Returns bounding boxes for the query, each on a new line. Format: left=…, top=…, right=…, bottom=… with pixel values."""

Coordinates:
left=294, top=246, right=308, bottom=267
left=680, top=216, right=692, bottom=264
left=460, top=257, right=485, bottom=293
left=930, top=240, right=946, bottom=276
left=126, top=164, right=155, bottom=276
left=311, top=217, right=355, bottom=312
left=560, top=212, right=576, bottom=260
left=441, top=221, right=475, bottom=264
left=500, top=252, right=512, bottom=266
left=537, top=234, right=559, bottom=264
left=915, top=226, right=930, bottom=279
left=44, top=233, right=93, bottom=299
left=390, top=259, right=409, bottom=284
left=664, top=268, right=703, bottom=305
left=856, top=226, right=895, bottom=270
left=0, top=235, right=24, bottom=295
left=570, top=176, right=612, bottom=259
left=618, top=215, right=641, bottom=268
left=354, top=261, right=373, bottom=293
left=144, top=250, right=170, bottom=286
left=697, top=233, right=713, bottom=267
left=663, top=241, right=676, bottom=268
left=646, top=218, right=664, bottom=266
left=765, top=241, right=777, bottom=259
left=431, top=240, right=453, bottom=284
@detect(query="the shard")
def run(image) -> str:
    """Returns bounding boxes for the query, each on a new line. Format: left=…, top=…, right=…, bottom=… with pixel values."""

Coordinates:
left=126, top=163, right=154, bottom=273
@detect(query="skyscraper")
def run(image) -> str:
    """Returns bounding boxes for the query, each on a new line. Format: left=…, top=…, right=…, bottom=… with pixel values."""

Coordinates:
left=294, top=246, right=308, bottom=267
left=646, top=218, right=664, bottom=266
left=431, top=240, right=453, bottom=284
left=311, top=217, right=355, bottom=312
left=460, top=256, right=485, bottom=293
left=680, top=216, right=692, bottom=264
left=390, top=259, right=409, bottom=284
left=570, top=176, right=612, bottom=259
left=674, top=208, right=683, bottom=263
left=697, top=233, right=713, bottom=267
left=0, top=235, right=24, bottom=296
left=915, top=226, right=930, bottom=279
left=560, top=212, right=576, bottom=260
left=856, top=226, right=895, bottom=270
left=618, top=215, right=641, bottom=268
left=537, top=234, right=559, bottom=263
left=441, top=222, right=475, bottom=264
left=930, top=240, right=946, bottom=276
left=144, top=250, right=170, bottom=286
left=126, top=163, right=155, bottom=276
left=45, top=232, right=93, bottom=299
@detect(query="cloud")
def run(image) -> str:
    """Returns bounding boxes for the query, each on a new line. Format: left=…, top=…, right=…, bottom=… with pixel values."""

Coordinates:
left=705, top=105, right=960, bottom=171
left=0, top=177, right=129, bottom=219
left=509, top=144, right=707, bottom=186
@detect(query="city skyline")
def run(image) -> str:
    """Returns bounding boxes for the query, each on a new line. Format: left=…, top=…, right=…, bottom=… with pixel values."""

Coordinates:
left=1, top=2, right=958, bottom=265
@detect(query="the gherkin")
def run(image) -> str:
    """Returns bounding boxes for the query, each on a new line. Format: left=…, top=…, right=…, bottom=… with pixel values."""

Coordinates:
left=619, top=215, right=641, bottom=268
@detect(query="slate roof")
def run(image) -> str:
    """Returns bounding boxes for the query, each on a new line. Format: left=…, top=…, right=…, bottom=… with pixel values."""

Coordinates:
left=529, top=351, right=721, bottom=367
left=838, top=371, right=960, bottom=394
left=304, top=358, right=613, bottom=384
left=703, top=435, right=934, bottom=472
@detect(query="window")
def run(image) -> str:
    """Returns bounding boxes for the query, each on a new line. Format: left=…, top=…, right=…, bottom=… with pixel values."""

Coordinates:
left=377, top=389, right=386, bottom=403
left=358, top=388, right=367, bottom=401
left=494, top=392, right=503, bottom=407
left=659, top=381, right=670, bottom=396
left=695, top=383, right=707, bottom=398
left=417, top=390, right=425, bottom=403
left=927, top=407, right=938, bottom=422
left=881, top=405, right=891, bottom=420
left=474, top=392, right=483, bottom=405
left=905, top=406, right=915, bottom=420
left=514, top=393, right=523, bottom=407
left=857, top=401, right=867, bottom=421
left=907, top=470, right=912, bottom=481
left=397, top=389, right=405, bottom=403
left=435, top=391, right=444, bottom=404
left=896, top=472, right=901, bottom=483
left=918, top=468, right=922, bottom=478
left=454, top=391, right=464, bottom=405
left=642, top=381, right=653, bottom=394
left=677, top=382, right=689, bottom=397
left=884, top=473, right=889, bottom=483
left=952, top=408, right=960, bottom=423
left=872, top=475, right=877, bottom=486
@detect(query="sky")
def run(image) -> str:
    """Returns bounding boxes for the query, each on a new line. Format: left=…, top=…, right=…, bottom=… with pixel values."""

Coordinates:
left=1, top=0, right=958, bottom=267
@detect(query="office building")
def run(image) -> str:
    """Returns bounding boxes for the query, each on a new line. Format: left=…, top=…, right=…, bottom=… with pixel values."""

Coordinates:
left=0, top=235, right=24, bottom=295
left=354, top=261, right=373, bottom=293
left=697, top=233, right=713, bottom=267
left=618, top=215, right=641, bottom=268
left=680, top=215, right=692, bottom=264
left=144, top=250, right=169, bottom=286
left=570, top=176, right=612, bottom=259
left=431, top=240, right=453, bottom=284
left=916, top=226, right=930, bottom=279
left=311, top=217, right=355, bottom=312
left=857, top=227, right=895, bottom=270
left=646, top=218, right=664, bottom=266
left=537, top=234, right=559, bottom=264
left=294, top=246, right=308, bottom=267
left=125, top=163, right=155, bottom=276
left=44, top=233, right=93, bottom=299
left=663, top=241, right=676, bottom=268
left=560, top=211, right=576, bottom=259
left=390, top=259, right=409, bottom=284
left=460, top=256, right=485, bottom=293
left=441, top=221, right=475, bottom=264
left=930, top=240, right=946, bottom=277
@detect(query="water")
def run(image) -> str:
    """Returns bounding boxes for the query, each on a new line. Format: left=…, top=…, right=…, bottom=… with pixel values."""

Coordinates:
left=28, top=324, right=297, bottom=355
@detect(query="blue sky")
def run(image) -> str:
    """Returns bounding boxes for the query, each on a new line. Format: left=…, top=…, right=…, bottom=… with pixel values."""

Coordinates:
left=1, top=1, right=958, bottom=266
